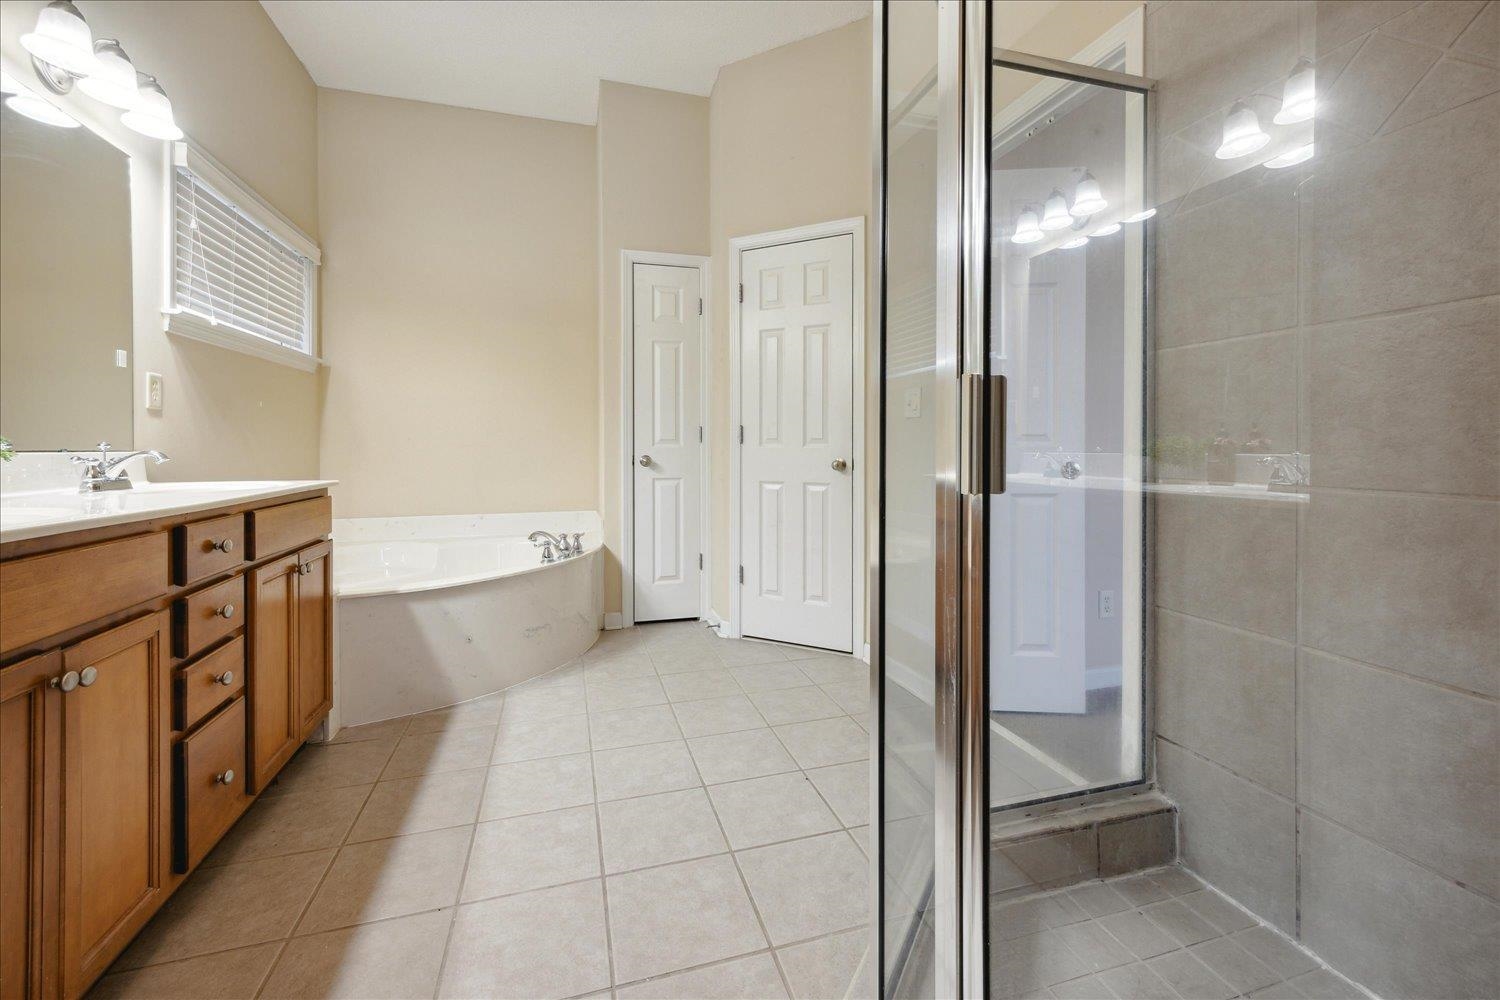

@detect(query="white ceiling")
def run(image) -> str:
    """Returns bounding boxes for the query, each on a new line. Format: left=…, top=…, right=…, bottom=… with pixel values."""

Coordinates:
left=260, top=0, right=871, bottom=125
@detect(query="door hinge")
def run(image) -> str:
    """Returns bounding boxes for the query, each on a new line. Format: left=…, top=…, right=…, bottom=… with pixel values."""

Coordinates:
left=739, top=425, right=744, bottom=444
left=698, top=297, right=703, bottom=316
left=698, top=425, right=703, bottom=443
left=738, top=565, right=744, bottom=584
left=738, top=283, right=744, bottom=303
left=698, top=553, right=703, bottom=570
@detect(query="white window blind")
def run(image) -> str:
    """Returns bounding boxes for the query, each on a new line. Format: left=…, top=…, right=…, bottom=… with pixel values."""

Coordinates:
left=172, top=166, right=314, bottom=355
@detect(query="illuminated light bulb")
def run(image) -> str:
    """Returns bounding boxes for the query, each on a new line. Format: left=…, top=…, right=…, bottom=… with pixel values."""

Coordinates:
left=1264, top=142, right=1315, bottom=169
left=78, top=38, right=140, bottom=110
left=1123, top=208, right=1157, bottom=224
left=1070, top=171, right=1107, bottom=216
left=4, top=92, right=81, bottom=127
left=1059, top=236, right=1089, bottom=250
left=120, top=74, right=183, bottom=140
left=1091, top=223, right=1122, bottom=237
left=20, top=1, right=98, bottom=78
left=1011, top=207, right=1044, bottom=245
left=1274, top=58, right=1316, bottom=125
left=1040, top=189, right=1073, bottom=231
left=1215, top=101, right=1270, bottom=160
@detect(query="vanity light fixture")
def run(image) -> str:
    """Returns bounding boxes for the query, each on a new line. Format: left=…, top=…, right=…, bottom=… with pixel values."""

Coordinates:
left=1091, top=222, right=1122, bottom=237
left=120, top=74, right=183, bottom=140
left=20, top=1, right=98, bottom=91
left=0, top=69, right=21, bottom=94
left=1059, top=236, right=1090, bottom=249
left=1216, top=101, right=1270, bottom=159
left=4, top=90, right=81, bottom=127
left=1040, top=189, right=1073, bottom=231
left=1011, top=206, right=1044, bottom=245
left=1265, top=142, right=1315, bottom=169
left=1274, top=58, right=1316, bottom=125
left=1122, top=207, right=1156, bottom=224
left=1070, top=171, right=1107, bottom=217
left=77, top=38, right=139, bottom=109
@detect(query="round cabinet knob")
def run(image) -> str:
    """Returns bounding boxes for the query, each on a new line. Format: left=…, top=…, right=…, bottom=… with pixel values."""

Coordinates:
left=831, top=458, right=849, bottom=472
left=215, top=671, right=235, bottom=686
left=215, top=603, right=236, bottom=619
left=211, top=538, right=235, bottom=553
left=78, top=666, right=98, bottom=687
left=52, top=671, right=81, bottom=693
left=300, top=563, right=314, bottom=576
left=215, top=769, right=235, bottom=786
left=638, top=455, right=652, bottom=467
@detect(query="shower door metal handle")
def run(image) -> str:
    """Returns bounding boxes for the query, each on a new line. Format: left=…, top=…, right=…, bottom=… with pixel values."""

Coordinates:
left=960, top=373, right=1006, bottom=496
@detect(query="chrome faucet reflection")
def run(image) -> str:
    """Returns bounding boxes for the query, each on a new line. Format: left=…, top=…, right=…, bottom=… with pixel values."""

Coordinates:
left=528, top=530, right=585, bottom=564
left=66, top=441, right=170, bottom=493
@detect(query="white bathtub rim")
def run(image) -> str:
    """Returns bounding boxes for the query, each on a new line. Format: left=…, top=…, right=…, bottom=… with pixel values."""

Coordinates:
left=333, top=540, right=600, bottom=598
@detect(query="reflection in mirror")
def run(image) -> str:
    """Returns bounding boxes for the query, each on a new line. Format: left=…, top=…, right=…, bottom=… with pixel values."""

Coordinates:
left=0, top=101, right=133, bottom=450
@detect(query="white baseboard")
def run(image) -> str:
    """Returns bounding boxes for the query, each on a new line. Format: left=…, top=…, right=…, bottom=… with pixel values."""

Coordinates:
left=703, top=609, right=721, bottom=628
left=861, top=643, right=871, bottom=664
left=603, top=612, right=625, bottom=630
left=709, top=609, right=732, bottom=638
left=1085, top=665, right=1122, bottom=691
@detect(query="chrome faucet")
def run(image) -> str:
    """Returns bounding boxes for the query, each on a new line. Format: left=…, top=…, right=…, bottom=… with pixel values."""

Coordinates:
left=557, top=532, right=575, bottom=557
left=528, top=530, right=562, bottom=563
left=1261, top=453, right=1309, bottom=492
left=67, top=441, right=170, bottom=493
left=1033, top=452, right=1082, bottom=480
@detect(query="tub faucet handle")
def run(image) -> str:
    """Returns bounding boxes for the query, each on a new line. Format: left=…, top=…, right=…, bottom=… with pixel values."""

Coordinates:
left=538, top=541, right=555, bottom=563
left=571, top=533, right=583, bottom=553
left=556, top=532, right=573, bottom=556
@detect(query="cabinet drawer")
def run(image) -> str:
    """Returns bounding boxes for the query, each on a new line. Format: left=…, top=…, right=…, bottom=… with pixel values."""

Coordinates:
left=172, top=513, right=245, bottom=587
left=173, top=575, right=244, bottom=659
left=0, top=532, right=168, bottom=652
left=176, top=697, right=249, bottom=872
left=176, top=636, right=245, bottom=732
left=248, top=497, right=332, bottom=559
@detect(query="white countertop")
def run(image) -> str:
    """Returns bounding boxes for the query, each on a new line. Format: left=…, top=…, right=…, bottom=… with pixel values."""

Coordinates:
left=0, top=480, right=337, bottom=544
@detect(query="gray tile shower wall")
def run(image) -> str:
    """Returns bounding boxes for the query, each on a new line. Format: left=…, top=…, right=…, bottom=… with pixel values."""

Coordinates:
left=1145, top=2, right=1499, bottom=998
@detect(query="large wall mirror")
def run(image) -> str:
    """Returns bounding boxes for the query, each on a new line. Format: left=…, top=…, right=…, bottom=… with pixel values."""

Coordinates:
left=0, top=100, right=133, bottom=450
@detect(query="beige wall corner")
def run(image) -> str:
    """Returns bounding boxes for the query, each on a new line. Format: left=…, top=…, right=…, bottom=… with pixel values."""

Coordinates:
left=316, top=89, right=599, bottom=517
left=707, top=17, right=874, bottom=619
left=597, top=82, right=710, bottom=615
left=0, top=0, right=322, bottom=480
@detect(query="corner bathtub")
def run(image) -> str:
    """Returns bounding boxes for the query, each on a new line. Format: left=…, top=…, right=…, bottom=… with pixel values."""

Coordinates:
left=332, top=512, right=602, bottom=726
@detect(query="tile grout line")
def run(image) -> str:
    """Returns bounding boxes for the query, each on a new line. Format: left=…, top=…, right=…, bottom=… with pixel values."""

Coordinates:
left=585, top=708, right=621, bottom=994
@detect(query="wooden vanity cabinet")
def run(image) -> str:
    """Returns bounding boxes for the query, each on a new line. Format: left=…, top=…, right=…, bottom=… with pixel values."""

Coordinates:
left=0, top=488, right=332, bottom=1000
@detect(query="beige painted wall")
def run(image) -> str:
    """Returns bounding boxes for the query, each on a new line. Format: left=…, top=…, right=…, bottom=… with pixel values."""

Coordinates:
left=596, top=82, right=710, bottom=614
left=707, top=18, right=874, bottom=620
left=317, top=89, right=598, bottom=517
left=0, top=0, right=321, bottom=480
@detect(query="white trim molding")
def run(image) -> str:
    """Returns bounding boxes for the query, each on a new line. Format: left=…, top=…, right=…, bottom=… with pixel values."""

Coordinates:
left=618, top=250, right=711, bottom=630
left=727, top=217, right=867, bottom=655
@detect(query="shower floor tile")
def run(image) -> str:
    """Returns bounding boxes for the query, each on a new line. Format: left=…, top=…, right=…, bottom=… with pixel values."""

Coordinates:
left=97, top=625, right=875, bottom=1000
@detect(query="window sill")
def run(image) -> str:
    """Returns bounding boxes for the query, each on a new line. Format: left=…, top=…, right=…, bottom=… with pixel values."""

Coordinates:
left=164, top=312, right=323, bottom=373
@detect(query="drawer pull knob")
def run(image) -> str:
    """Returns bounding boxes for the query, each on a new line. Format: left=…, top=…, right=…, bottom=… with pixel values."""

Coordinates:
left=215, top=769, right=235, bottom=786
left=299, top=562, right=313, bottom=576
left=215, top=603, right=236, bottom=619
left=215, top=670, right=235, bottom=686
left=51, top=671, right=80, bottom=693
left=78, top=666, right=98, bottom=687
left=212, top=538, right=236, bottom=553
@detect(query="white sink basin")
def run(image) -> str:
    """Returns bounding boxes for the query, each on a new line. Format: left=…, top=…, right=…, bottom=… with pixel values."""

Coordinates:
left=0, top=506, right=80, bottom=528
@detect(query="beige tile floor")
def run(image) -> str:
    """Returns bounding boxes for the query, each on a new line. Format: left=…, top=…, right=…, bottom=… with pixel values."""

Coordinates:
left=989, top=866, right=1366, bottom=1000
left=90, top=622, right=875, bottom=1000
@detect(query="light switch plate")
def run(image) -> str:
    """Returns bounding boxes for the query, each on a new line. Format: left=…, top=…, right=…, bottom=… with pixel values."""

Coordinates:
left=146, top=372, right=164, bottom=412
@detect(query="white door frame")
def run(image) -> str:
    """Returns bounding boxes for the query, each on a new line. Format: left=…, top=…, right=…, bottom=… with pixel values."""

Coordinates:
left=620, top=250, right=711, bottom=629
left=728, top=217, right=866, bottom=653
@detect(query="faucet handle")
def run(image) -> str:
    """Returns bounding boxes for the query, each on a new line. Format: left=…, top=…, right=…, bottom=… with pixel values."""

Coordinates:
left=572, top=533, right=583, bottom=552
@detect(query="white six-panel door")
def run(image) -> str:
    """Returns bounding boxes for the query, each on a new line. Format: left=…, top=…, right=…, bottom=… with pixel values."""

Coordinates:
left=632, top=263, right=703, bottom=622
left=740, top=235, right=855, bottom=652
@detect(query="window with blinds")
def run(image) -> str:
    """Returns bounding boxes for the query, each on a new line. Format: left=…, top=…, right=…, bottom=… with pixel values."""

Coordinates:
left=169, top=161, right=317, bottom=362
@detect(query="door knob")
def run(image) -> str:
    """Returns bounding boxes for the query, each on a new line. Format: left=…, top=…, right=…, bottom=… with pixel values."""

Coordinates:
left=78, top=666, right=98, bottom=687
left=215, top=671, right=235, bottom=686
left=215, top=603, right=236, bottom=619
left=831, top=458, right=849, bottom=472
left=211, top=538, right=235, bottom=553
left=51, top=671, right=80, bottom=693
left=639, top=455, right=651, bottom=467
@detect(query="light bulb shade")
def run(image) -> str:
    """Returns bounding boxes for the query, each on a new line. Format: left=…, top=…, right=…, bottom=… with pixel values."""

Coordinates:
left=1040, top=189, right=1072, bottom=231
left=1265, top=142, right=1315, bottom=169
left=5, top=92, right=81, bottom=128
left=1274, top=59, right=1316, bottom=125
left=1059, top=236, right=1089, bottom=250
left=1011, top=208, right=1044, bottom=245
left=0, top=69, right=21, bottom=95
left=1216, top=101, right=1270, bottom=160
left=20, top=1, right=98, bottom=77
left=1091, top=222, right=1122, bottom=237
left=120, top=75, right=183, bottom=140
left=78, top=38, right=140, bottom=109
left=1070, top=172, right=1107, bottom=217
left=1122, top=208, right=1157, bottom=224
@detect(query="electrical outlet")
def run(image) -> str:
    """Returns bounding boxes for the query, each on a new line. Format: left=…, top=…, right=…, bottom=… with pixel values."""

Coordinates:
left=904, top=386, right=922, bottom=419
left=146, top=372, right=164, bottom=412
left=1098, top=590, right=1116, bottom=620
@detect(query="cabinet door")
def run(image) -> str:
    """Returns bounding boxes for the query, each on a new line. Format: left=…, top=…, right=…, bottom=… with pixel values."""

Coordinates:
left=59, top=613, right=171, bottom=997
left=0, top=651, right=63, bottom=1000
left=247, top=554, right=300, bottom=793
left=295, top=541, right=332, bottom=739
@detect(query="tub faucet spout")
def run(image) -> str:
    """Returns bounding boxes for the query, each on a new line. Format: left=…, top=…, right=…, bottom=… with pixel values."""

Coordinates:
left=528, top=530, right=562, bottom=563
